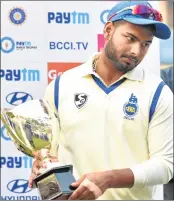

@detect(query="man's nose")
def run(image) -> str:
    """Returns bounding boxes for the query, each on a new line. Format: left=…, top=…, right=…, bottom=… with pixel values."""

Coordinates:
left=130, top=43, right=141, bottom=57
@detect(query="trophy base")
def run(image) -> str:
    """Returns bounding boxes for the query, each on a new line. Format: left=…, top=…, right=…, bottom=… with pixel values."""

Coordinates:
left=33, top=165, right=76, bottom=200
left=52, top=194, right=70, bottom=200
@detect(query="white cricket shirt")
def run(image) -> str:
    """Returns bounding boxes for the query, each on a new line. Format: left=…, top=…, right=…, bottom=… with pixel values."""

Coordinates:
left=44, top=53, right=173, bottom=200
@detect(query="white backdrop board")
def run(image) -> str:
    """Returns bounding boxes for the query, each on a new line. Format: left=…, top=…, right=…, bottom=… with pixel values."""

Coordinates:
left=1, top=1, right=162, bottom=200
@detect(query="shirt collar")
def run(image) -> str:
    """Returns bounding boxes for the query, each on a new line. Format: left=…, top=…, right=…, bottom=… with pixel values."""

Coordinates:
left=80, top=53, right=144, bottom=82
left=79, top=53, right=97, bottom=77
left=123, top=66, right=144, bottom=81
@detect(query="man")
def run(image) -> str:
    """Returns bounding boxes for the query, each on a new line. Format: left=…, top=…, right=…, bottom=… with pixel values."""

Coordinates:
left=29, top=1, right=173, bottom=200
left=161, top=66, right=173, bottom=93
left=160, top=66, right=174, bottom=200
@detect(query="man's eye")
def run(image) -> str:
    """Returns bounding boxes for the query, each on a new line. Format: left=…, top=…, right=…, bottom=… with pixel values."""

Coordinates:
left=142, top=43, right=150, bottom=47
left=126, top=36, right=134, bottom=41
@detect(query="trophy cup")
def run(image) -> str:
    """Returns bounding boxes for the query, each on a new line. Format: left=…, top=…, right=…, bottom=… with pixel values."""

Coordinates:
left=1, top=99, right=76, bottom=200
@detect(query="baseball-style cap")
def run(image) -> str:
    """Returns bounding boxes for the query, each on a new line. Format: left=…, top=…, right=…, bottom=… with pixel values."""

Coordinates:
left=107, top=1, right=171, bottom=39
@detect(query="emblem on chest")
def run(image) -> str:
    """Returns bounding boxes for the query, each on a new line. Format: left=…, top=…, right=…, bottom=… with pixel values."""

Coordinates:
left=123, top=93, right=139, bottom=120
left=74, top=93, right=88, bottom=109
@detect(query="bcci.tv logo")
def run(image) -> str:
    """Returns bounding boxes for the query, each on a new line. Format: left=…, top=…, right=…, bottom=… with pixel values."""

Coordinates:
left=48, top=62, right=82, bottom=83
left=49, top=41, right=88, bottom=51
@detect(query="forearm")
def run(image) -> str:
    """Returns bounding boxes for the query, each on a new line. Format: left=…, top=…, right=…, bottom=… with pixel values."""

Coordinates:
left=104, top=157, right=173, bottom=190
left=130, top=157, right=173, bottom=188
left=105, top=168, right=134, bottom=189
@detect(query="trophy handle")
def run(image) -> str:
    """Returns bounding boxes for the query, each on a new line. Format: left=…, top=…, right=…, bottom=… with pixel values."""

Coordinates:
left=1, top=109, right=34, bottom=157
left=49, top=117, right=60, bottom=158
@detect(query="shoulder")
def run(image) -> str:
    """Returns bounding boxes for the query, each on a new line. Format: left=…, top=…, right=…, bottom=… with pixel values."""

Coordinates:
left=143, top=69, right=162, bottom=83
left=140, top=69, right=172, bottom=108
left=143, top=69, right=173, bottom=95
left=61, top=63, right=87, bottom=79
left=142, top=69, right=165, bottom=91
left=143, top=70, right=173, bottom=115
left=45, top=62, right=86, bottom=90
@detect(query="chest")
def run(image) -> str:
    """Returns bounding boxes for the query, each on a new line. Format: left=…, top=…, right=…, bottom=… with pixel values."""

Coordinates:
left=58, top=78, right=151, bottom=133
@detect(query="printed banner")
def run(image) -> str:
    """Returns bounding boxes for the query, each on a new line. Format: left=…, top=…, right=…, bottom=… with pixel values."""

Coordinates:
left=1, top=1, right=162, bottom=200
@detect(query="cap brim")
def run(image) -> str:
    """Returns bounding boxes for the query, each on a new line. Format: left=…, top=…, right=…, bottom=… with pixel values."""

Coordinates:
left=122, top=16, right=171, bottom=40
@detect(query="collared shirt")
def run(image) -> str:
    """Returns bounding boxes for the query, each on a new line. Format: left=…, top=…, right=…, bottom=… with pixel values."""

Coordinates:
left=44, top=53, right=173, bottom=200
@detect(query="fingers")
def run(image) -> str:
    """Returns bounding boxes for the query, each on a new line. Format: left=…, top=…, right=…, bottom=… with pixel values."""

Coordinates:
left=79, top=190, right=95, bottom=200
left=28, top=172, right=36, bottom=188
left=28, top=159, right=44, bottom=188
left=29, top=154, right=59, bottom=189
left=71, top=175, right=86, bottom=187
left=75, top=189, right=88, bottom=200
left=32, top=149, right=50, bottom=160
left=31, top=155, right=59, bottom=176
left=68, top=186, right=95, bottom=200
left=29, top=149, right=59, bottom=189
left=81, top=178, right=102, bottom=199
left=68, top=185, right=87, bottom=200
left=32, top=149, right=58, bottom=163
left=50, top=156, right=59, bottom=162
left=32, top=159, right=45, bottom=174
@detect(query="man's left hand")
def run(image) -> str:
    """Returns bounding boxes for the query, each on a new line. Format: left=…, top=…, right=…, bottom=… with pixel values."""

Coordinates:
left=68, top=172, right=109, bottom=200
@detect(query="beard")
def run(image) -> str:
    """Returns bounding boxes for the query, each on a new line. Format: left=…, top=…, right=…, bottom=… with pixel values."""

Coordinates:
left=104, top=37, right=139, bottom=73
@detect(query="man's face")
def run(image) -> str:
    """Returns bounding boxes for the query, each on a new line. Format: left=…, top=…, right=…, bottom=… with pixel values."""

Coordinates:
left=104, top=21, right=154, bottom=73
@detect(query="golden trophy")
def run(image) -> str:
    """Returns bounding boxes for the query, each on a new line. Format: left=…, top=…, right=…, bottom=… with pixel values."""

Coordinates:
left=1, top=99, right=76, bottom=200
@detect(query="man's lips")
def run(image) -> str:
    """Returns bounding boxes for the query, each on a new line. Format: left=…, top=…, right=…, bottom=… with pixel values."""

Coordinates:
left=122, top=57, right=137, bottom=65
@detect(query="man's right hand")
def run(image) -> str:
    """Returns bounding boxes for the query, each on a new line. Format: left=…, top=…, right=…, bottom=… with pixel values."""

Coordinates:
left=28, top=150, right=58, bottom=188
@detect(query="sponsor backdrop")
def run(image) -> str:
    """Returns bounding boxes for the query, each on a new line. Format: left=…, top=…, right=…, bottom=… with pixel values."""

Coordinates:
left=1, top=1, right=163, bottom=200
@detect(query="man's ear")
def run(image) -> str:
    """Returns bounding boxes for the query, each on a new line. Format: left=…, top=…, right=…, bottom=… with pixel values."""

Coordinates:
left=103, top=21, right=115, bottom=41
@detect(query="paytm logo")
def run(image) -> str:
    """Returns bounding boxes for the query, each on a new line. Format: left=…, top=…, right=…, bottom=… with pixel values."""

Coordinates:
left=0, top=68, right=40, bottom=81
left=100, top=10, right=110, bottom=24
left=48, top=11, right=90, bottom=24
left=15, top=41, right=37, bottom=50
left=1, top=37, right=15, bottom=53
left=0, top=156, right=33, bottom=168
left=1, top=37, right=37, bottom=53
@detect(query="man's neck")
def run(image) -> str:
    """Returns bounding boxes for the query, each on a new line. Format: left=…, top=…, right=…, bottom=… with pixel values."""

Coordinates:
left=95, top=52, right=124, bottom=86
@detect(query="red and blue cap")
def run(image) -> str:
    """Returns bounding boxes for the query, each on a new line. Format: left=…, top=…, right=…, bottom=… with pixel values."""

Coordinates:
left=107, top=1, right=171, bottom=39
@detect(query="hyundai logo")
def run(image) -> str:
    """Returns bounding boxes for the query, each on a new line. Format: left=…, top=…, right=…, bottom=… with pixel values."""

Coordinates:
left=6, top=92, right=33, bottom=106
left=7, top=179, right=32, bottom=193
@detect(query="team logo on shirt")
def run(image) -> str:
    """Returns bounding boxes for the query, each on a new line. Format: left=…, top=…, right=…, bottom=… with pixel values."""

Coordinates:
left=123, top=93, right=139, bottom=120
left=74, top=93, right=88, bottom=109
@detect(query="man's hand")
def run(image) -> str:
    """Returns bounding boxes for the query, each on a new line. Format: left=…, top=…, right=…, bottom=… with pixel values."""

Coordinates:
left=68, top=172, right=109, bottom=200
left=28, top=149, right=58, bottom=188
